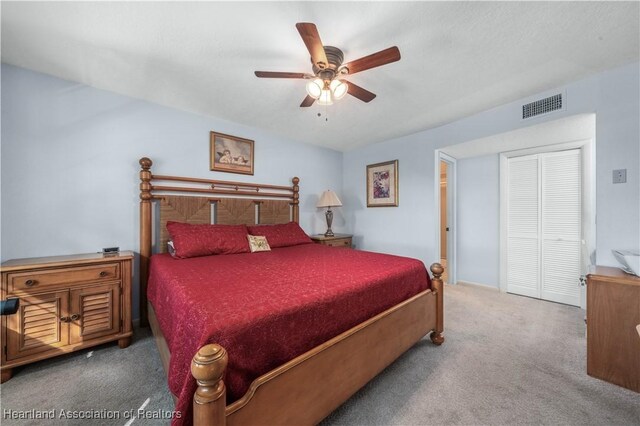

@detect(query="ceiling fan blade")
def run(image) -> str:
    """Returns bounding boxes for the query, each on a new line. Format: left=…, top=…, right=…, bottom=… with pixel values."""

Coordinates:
left=296, top=23, right=329, bottom=70
left=346, top=81, right=377, bottom=103
left=343, top=46, right=401, bottom=75
left=254, top=71, right=308, bottom=79
left=300, top=95, right=316, bottom=108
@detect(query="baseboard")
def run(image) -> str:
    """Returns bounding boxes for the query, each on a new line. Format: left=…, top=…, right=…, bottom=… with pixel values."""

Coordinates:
left=457, top=280, right=500, bottom=291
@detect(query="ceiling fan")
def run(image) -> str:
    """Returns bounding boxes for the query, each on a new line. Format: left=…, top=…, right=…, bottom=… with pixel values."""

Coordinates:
left=255, top=23, right=401, bottom=107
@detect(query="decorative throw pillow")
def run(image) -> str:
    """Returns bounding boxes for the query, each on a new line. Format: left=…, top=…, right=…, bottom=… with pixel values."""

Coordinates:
left=247, top=235, right=271, bottom=253
left=166, top=221, right=250, bottom=258
left=247, top=222, right=312, bottom=248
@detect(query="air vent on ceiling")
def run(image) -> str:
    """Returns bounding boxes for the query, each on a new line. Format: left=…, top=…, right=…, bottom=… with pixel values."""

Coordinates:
left=522, top=93, right=562, bottom=119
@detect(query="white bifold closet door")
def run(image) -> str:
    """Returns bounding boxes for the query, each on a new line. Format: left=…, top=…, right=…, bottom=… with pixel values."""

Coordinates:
left=506, top=149, right=582, bottom=306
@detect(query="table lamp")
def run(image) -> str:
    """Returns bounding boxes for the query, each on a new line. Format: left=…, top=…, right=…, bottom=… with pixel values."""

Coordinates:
left=317, top=190, right=343, bottom=237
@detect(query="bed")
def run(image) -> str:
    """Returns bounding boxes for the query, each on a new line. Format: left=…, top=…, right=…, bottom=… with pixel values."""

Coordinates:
left=138, top=157, right=444, bottom=425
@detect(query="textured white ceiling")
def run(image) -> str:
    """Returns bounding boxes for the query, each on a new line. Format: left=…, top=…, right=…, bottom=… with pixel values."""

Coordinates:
left=2, top=2, right=638, bottom=151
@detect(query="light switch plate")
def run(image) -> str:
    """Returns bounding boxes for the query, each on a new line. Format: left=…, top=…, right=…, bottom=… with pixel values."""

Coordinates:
left=612, top=169, right=627, bottom=184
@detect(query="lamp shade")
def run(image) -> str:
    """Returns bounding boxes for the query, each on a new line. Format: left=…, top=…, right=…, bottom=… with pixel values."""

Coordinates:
left=330, top=79, right=348, bottom=100
left=317, top=88, right=333, bottom=105
left=317, top=190, right=343, bottom=208
left=305, top=78, right=323, bottom=99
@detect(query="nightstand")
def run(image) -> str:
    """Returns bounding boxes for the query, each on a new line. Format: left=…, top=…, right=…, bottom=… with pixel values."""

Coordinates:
left=310, top=234, right=353, bottom=248
left=586, top=266, right=640, bottom=393
left=1, top=251, right=133, bottom=383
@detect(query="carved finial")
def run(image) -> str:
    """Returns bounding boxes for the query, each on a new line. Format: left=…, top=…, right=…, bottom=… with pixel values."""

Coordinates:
left=191, top=344, right=228, bottom=424
left=291, top=177, right=300, bottom=224
left=191, top=344, right=228, bottom=385
left=430, top=263, right=444, bottom=279
left=292, top=177, right=300, bottom=204
left=139, top=158, right=153, bottom=201
left=139, top=157, right=152, bottom=170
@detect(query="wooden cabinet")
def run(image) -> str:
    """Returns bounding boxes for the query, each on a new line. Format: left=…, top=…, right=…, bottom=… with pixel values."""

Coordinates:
left=310, top=234, right=353, bottom=248
left=586, top=266, right=640, bottom=393
left=1, top=252, right=133, bottom=383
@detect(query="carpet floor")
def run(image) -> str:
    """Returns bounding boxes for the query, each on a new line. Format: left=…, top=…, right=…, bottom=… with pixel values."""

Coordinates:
left=1, top=283, right=638, bottom=425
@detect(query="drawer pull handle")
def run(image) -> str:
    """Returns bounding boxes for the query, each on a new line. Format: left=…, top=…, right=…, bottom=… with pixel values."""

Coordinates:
left=70, top=314, right=81, bottom=321
left=25, top=279, right=37, bottom=287
left=99, top=271, right=108, bottom=277
left=60, top=316, right=70, bottom=323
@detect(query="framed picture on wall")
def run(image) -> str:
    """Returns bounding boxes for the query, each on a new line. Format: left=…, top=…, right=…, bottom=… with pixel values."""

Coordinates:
left=366, top=160, right=399, bottom=207
left=210, top=131, right=255, bottom=175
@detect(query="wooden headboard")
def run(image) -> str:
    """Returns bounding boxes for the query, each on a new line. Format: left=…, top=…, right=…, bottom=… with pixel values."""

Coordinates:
left=138, top=157, right=300, bottom=325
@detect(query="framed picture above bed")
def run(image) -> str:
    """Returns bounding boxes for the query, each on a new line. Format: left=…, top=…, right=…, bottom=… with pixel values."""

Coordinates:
left=366, top=160, right=398, bottom=207
left=210, top=131, right=255, bottom=175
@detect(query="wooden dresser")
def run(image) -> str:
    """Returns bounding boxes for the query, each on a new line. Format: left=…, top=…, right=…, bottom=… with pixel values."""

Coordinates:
left=586, top=266, right=640, bottom=393
left=310, top=234, right=353, bottom=248
left=1, top=252, right=133, bottom=383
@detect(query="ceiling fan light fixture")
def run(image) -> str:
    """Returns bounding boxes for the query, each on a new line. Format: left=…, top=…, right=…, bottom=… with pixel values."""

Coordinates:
left=305, top=78, right=323, bottom=99
left=330, top=79, right=348, bottom=100
left=255, top=23, right=399, bottom=107
left=317, top=88, right=333, bottom=105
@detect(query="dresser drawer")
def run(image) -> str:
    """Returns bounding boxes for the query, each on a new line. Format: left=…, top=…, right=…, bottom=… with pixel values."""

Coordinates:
left=324, top=238, right=352, bottom=248
left=7, top=263, right=120, bottom=294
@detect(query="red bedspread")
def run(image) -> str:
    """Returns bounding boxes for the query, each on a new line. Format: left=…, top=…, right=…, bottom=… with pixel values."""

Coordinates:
left=148, top=243, right=431, bottom=425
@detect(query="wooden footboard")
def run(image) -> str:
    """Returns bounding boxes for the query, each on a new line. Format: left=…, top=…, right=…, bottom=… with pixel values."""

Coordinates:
left=191, top=263, right=444, bottom=426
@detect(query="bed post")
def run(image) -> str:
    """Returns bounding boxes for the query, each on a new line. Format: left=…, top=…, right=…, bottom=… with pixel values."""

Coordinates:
left=139, top=157, right=153, bottom=327
left=429, top=263, right=445, bottom=345
left=292, top=176, right=300, bottom=223
left=191, top=344, right=228, bottom=426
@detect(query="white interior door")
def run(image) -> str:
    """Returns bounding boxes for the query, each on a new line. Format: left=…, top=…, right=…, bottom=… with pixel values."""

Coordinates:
left=540, top=150, right=582, bottom=305
left=435, top=151, right=457, bottom=285
left=506, top=149, right=582, bottom=306
left=446, top=163, right=454, bottom=268
left=506, top=155, right=540, bottom=298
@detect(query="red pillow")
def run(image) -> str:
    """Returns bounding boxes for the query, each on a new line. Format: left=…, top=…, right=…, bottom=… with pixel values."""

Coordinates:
left=247, top=222, right=312, bottom=248
left=166, top=222, right=250, bottom=258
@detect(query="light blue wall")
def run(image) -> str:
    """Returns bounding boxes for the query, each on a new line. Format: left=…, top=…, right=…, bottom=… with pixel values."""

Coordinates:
left=456, top=154, right=500, bottom=287
left=2, top=61, right=638, bottom=302
left=1, top=64, right=344, bottom=318
left=343, top=62, right=639, bottom=282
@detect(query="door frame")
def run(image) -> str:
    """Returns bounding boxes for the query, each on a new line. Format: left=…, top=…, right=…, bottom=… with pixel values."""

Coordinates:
left=499, top=139, right=595, bottom=308
left=434, top=151, right=457, bottom=284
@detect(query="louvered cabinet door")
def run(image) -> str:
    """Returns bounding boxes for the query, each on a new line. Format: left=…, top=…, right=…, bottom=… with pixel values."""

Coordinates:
left=6, top=291, right=70, bottom=360
left=69, top=283, right=121, bottom=344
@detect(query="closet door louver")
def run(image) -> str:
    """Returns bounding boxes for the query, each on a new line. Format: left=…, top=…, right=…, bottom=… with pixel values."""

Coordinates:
left=506, top=155, right=540, bottom=298
left=505, top=149, right=582, bottom=307
left=541, top=150, right=581, bottom=305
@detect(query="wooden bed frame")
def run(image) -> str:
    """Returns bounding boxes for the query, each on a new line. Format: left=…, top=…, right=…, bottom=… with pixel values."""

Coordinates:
left=138, top=157, right=444, bottom=425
